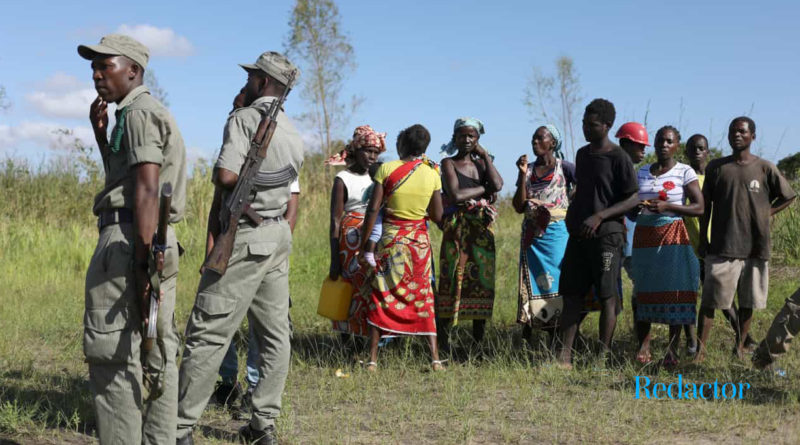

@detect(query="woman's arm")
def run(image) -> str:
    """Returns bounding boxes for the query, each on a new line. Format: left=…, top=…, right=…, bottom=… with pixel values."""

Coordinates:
left=427, top=190, right=443, bottom=224
left=512, top=155, right=528, bottom=213
left=441, top=158, right=485, bottom=203
left=475, top=146, right=504, bottom=193
left=645, top=180, right=703, bottom=217
left=360, top=182, right=385, bottom=251
left=329, top=177, right=345, bottom=280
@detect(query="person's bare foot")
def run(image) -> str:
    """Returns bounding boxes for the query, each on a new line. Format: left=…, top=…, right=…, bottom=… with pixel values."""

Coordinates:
left=635, top=347, right=652, bottom=364
left=733, top=345, right=746, bottom=360
left=691, top=350, right=706, bottom=365
left=556, top=361, right=573, bottom=371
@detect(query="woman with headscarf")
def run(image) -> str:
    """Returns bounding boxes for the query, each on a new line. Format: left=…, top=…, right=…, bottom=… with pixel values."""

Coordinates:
left=329, top=125, right=383, bottom=337
left=358, top=124, right=444, bottom=371
left=512, top=125, right=576, bottom=343
left=437, top=118, right=504, bottom=349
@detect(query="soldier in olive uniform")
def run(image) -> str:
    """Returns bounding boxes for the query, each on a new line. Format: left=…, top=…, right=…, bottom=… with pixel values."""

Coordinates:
left=753, top=287, right=800, bottom=369
left=78, top=34, right=187, bottom=445
left=176, top=52, right=303, bottom=445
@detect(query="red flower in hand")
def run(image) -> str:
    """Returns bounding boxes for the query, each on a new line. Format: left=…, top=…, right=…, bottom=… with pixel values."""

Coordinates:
left=658, top=190, right=668, bottom=201
left=663, top=181, right=676, bottom=191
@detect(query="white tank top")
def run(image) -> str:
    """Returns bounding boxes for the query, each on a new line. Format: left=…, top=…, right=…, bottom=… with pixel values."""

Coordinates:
left=336, top=169, right=373, bottom=213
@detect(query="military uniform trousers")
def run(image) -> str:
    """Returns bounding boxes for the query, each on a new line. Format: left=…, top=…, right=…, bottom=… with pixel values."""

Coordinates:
left=177, top=220, right=292, bottom=438
left=84, top=222, right=180, bottom=445
left=754, top=286, right=800, bottom=365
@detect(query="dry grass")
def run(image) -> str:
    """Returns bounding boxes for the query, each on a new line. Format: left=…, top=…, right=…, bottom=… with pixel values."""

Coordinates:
left=1, top=156, right=799, bottom=444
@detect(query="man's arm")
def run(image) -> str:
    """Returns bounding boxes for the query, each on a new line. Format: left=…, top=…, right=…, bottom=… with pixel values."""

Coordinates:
left=698, top=168, right=714, bottom=258
left=199, top=186, right=224, bottom=275
left=580, top=192, right=639, bottom=238
left=771, top=196, right=796, bottom=216
left=90, top=97, right=110, bottom=161
left=134, top=163, right=160, bottom=317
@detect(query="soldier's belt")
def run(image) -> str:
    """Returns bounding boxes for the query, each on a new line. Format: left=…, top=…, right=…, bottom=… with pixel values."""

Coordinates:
left=237, top=214, right=283, bottom=227
left=97, top=208, right=134, bottom=230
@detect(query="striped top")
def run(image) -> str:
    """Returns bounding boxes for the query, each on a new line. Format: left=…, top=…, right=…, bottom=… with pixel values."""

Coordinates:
left=637, top=162, right=698, bottom=217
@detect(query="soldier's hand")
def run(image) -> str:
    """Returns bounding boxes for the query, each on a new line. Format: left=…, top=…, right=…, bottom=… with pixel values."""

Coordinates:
left=135, top=266, right=151, bottom=323
left=90, top=96, right=108, bottom=134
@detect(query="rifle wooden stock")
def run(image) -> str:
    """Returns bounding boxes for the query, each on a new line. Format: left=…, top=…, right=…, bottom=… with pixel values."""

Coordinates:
left=143, top=183, right=172, bottom=353
left=203, top=70, right=297, bottom=276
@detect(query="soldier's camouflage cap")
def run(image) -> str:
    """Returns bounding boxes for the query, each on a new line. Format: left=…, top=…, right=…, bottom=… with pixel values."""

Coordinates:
left=78, top=34, right=149, bottom=70
left=240, top=51, right=299, bottom=87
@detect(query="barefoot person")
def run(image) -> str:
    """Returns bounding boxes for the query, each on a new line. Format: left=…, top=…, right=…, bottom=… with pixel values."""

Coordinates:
left=329, top=126, right=383, bottom=338
left=358, top=124, right=444, bottom=371
left=682, top=134, right=755, bottom=356
left=630, top=126, right=702, bottom=368
left=513, top=124, right=575, bottom=343
left=437, top=118, right=504, bottom=349
left=694, top=117, right=796, bottom=363
left=555, top=99, right=639, bottom=368
left=614, top=122, right=649, bottom=358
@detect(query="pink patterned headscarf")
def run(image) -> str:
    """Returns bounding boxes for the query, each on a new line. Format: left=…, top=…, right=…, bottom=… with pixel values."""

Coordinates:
left=347, top=125, right=387, bottom=153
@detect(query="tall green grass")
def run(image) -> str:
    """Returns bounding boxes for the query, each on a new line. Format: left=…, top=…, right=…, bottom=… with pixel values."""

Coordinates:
left=1, top=155, right=799, bottom=444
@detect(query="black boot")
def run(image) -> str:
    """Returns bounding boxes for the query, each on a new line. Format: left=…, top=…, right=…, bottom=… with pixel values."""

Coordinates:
left=239, top=424, right=276, bottom=445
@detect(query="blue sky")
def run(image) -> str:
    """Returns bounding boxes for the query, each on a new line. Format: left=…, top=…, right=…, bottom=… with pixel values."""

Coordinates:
left=2, top=0, right=799, bottom=186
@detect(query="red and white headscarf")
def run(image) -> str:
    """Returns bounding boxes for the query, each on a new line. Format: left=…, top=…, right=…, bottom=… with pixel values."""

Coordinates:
left=347, top=125, right=386, bottom=152
left=325, top=125, right=387, bottom=166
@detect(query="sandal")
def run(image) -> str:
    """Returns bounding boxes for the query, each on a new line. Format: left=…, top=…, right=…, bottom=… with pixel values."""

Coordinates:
left=365, top=361, right=378, bottom=372
left=431, top=360, right=447, bottom=372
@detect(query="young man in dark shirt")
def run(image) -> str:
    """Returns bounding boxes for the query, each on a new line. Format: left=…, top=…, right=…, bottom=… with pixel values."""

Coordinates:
left=694, top=116, right=796, bottom=363
left=556, top=99, right=640, bottom=368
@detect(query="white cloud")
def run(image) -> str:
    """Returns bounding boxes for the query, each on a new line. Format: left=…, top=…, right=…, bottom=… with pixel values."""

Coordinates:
left=116, top=24, right=194, bottom=58
left=27, top=89, right=96, bottom=120
left=25, top=73, right=96, bottom=120
left=0, top=121, right=94, bottom=151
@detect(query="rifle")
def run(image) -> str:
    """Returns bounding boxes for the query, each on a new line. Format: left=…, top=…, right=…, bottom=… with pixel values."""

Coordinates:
left=142, top=182, right=172, bottom=401
left=203, top=70, right=297, bottom=276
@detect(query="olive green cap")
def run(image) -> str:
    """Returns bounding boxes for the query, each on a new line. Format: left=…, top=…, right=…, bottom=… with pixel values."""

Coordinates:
left=239, top=51, right=299, bottom=87
left=78, top=34, right=150, bottom=69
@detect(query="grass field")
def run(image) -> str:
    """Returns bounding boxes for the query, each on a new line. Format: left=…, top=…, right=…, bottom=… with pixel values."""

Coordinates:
left=1, top=155, right=799, bottom=444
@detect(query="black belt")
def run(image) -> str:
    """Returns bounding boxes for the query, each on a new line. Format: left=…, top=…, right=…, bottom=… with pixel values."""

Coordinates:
left=240, top=215, right=283, bottom=226
left=98, top=208, right=134, bottom=230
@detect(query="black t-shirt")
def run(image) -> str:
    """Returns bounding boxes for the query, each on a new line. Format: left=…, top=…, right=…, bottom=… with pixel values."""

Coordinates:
left=704, top=155, right=796, bottom=260
left=565, top=144, right=638, bottom=236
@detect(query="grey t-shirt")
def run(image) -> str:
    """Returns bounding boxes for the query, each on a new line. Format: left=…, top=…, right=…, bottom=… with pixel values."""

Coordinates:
left=704, top=155, right=796, bottom=260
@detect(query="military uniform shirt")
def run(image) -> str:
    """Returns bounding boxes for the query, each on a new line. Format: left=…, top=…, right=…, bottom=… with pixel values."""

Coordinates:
left=92, top=85, right=187, bottom=223
left=215, top=96, right=304, bottom=218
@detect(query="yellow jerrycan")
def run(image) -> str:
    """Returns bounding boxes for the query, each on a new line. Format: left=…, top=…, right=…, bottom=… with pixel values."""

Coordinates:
left=317, top=277, right=353, bottom=321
